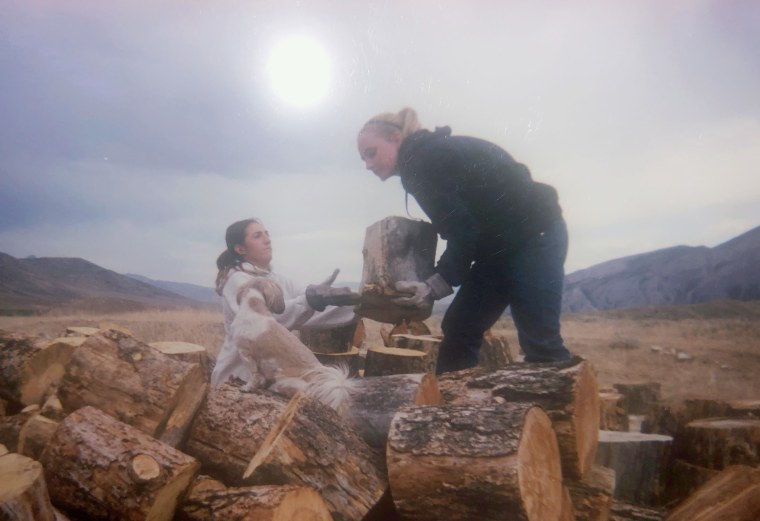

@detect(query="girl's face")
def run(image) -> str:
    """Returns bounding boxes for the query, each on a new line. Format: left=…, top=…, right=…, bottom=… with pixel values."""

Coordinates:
left=234, top=222, right=272, bottom=268
left=357, top=127, right=402, bottom=181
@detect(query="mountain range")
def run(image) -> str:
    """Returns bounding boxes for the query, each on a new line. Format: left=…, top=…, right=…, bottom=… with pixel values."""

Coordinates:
left=1, top=224, right=758, bottom=314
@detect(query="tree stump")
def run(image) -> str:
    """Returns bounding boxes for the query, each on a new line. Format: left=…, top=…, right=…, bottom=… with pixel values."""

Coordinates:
left=40, top=406, right=200, bottom=521
left=364, top=346, right=430, bottom=376
left=565, top=464, right=615, bottom=521
left=313, top=346, right=363, bottom=377
left=57, top=329, right=207, bottom=447
left=387, top=402, right=564, bottom=521
left=177, top=475, right=333, bottom=521
left=243, top=393, right=387, bottom=521
left=183, top=385, right=289, bottom=485
left=149, top=341, right=210, bottom=377
left=388, top=334, right=441, bottom=372
left=0, top=331, right=78, bottom=408
left=664, top=465, right=760, bottom=521
left=438, top=358, right=600, bottom=480
left=0, top=450, right=57, bottom=521
left=343, top=373, right=442, bottom=449
left=674, top=417, right=760, bottom=469
left=358, top=216, right=438, bottom=324
left=599, top=388, right=630, bottom=431
left=594, top=430, right=672, bottom=506
left=613, top=382, right=661, bottom=415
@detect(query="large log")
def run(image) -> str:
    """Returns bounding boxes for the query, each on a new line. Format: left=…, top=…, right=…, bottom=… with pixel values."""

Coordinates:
left=0, top=450, right=57, bottom=521
left=243, top=392, right=387, bottom=521
left=183, top=385, right=290, bottom=485
left=149, top=341, right=211, bottom=377
left=437, top=357, right=600, bottom=480
left=565, top=464, right=616, bottom=521
left=40, top=406, right=200, bottom=521
left=664, top=465, right=760, bottom=521
left=610, top=501, right=664, bottom=521
left=358, top=216, right=438, bottom=323
left=594, top=430, right=672, bottom=506
left=364, top=346, right=429, bottom=376
left=0, top=331, right=77, bottom=408
left=390, top=334, right=441, bottom=373
left=343, top=373, right=442, bottom=449
left=387, top=402, right=564, bottom=521
left=176, top=475, right=333, bottom=521
left=673, top=417, right=760, bottom=469
left=57, top=329, right=207, bottom=447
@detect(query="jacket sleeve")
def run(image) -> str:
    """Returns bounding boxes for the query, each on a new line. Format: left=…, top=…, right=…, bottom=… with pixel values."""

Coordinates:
left=269, top=272, right=317, bottom=331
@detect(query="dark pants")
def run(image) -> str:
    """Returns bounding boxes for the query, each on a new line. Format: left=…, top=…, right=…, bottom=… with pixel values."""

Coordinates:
left=435, top=219, right=571, bottom=374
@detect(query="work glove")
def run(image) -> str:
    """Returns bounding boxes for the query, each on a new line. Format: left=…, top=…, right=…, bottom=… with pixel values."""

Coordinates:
left=305, top=269, right=361, bottom=311
left=392, top=273, right=454, bottom=315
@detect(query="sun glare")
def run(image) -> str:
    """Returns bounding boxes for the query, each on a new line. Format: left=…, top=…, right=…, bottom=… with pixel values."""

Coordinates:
left=267, top=35, right=331, bottom=108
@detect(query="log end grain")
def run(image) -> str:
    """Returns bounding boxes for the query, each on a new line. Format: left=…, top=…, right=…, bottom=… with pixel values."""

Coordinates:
left=0, top=451, right=56, bottom=521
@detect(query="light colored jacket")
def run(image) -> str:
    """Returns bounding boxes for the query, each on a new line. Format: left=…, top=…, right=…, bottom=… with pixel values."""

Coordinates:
left=210, top=263, right=356, bottom=385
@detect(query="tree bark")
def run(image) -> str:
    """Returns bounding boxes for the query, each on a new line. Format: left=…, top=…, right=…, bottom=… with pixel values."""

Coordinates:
left=437, top=357, right=600, bottom=480
left=565, top=464, right=615, bottom=521
left=364, top=346, right=430, bottom=376
left=57, top=329, right=207, bottom=447
left=243, top=393, right=387, bottom=521
left=358, top=216, right=438, bottom=324
left=40, top=406, right=200, bottom=521
left=387, top=402, right=564, bottom=521
left=674, top=417, right=760, bottom=469
left=183, top=385, right=289, bottom=486
left=478, top=330, right=514, bottom=370
left=0, top=450, right=57, bottom=521
left=176, top=475, right=333, bottom=521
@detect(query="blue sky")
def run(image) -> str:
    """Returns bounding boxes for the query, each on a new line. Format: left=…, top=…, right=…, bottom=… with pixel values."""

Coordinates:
left=1, top=0, right=759, bottom=289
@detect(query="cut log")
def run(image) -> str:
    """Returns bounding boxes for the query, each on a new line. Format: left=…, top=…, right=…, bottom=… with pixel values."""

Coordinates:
left=438, top=357, right=600, bottom=480
left=565, top=464, right=615, bottom=521
left=18, top=414, right=59, bottom=460
left=358, top=216, right=438, bottom=323
left=387, top=402, right=564, bottom=521
left=478, top=329, right=514, bottom=370
left=613, top=382, right=661, bottom=416
left=389, top=334, right=440, bottom=372
left=57, top=329, right=207, bottom=447
left=594, top=430, right=672, bottom=506
left=299, top=319, right=360, bottom=354
left=599, top=388, right=630, bottom=431
left=177, top=475, right=333, bottom=521
left=97, top=321, right=134, bottom=336
left=674, top=416, right=760, bottom=469
left=0, top=330, right=78, bottom=408
left=610, top=501, right=664, bottom=521
left=183, top=385, right=290, bottom=485
left=40, top=394, right=66, bottom=422
left=149, top=341, right=211, bottom=377
left=343, top=373, right=442, bottom=448
left=662, top=459, right=720, bottom=506
left=64, top=326, right=100, bottom=337
left=0, top=408, right=39, bottom=453
left=313, top=346, right=363, bottom=377
left=0, top=450, right=57, bottom=521
left=40, top=405, right=200, bottom=521
left=243, top=392, right=387, bottom=521
left=364, top=346, right=430, bottom=376
left=664, top=465, right=760, bottom=521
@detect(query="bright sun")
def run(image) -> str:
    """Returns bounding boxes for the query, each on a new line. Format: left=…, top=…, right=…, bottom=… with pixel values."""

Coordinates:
left=267, top=35, right=332, bottom=108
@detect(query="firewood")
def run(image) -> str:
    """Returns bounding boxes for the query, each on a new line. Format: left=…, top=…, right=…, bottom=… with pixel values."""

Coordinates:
left=56, top=329, right=207, bottom=447
left=674, top=417, right=760, bottom=469
left=183, top=385, right=290, bottom=485
left=478, top=329, right=514, bottom=369
left=40, top=406, right=200, bottom=521
left=313, top=346, right=363, bottom=377
left=0, top=450, right=58, bottom=521
left=299, top=320, right=361, bottom=354
left=358, top=216, right=438, bottom=323
left=437, top=357, right=600, bottom=480
left=594, top=430, right=672, bottom=505
left=387, top=402, right=564, bottom=521
left=664, top=465, right=760, bottom=521
left=243, top=392, right=387, bottom=521
left=0, top=330, right=78, bottom=408
left=18, top=413, right=58, bottom=460
left=388, top=319, right=431, bottom=339
left=177, top=475, right=333, bottom=521
left=610, top=501, right=664, bottom=521
left=565, top=464, right=615, bottom=521
left=0, top=408, right=39, bottom=453
left=388, top=334, right=440, bottom=372
left=343, top=373, right=443, bottom=448
left=364, top=346, right=430, bottom=376
left=599, top=388, right=630, bottom=431
left=149, top=341, right=210, bottom=376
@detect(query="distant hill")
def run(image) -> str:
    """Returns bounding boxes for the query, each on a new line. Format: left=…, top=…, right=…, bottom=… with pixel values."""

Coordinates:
left=0, top=252, right=208, bottom=312
left=562, top=225, right=760, bottom=313
left=126, top=273, right=221, bottom=305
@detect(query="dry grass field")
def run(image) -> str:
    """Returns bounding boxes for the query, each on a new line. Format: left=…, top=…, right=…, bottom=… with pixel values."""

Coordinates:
left=2, top=299, right=759, bottom=406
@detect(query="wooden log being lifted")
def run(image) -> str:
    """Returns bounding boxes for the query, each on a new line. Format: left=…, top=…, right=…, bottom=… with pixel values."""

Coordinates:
left=243, top=393, right=387, bottom=521
left=0, top=448, right=57, bottom=521
left=437, top=357, right=600, bottom=480
left=358, top=216, right=438, bottom=324
left=40, top=406, right=200, bottom=521
left=56, top=329, right=207, bottom=447
left=387, top=402, right=564, bottom=521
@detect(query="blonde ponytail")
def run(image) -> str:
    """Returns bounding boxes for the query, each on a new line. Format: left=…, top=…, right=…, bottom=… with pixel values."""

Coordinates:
left=361, top=107, right=423, bottom=140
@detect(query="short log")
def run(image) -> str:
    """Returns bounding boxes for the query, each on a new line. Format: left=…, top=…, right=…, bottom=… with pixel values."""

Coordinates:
left=243, top=393, right=387, bottom=521
left=565, top=464, right=615, bottom=521
left=600, top=388, right=630, bottom=431
left=358, top=216, right=438, bottom=323
left=594, top=430, right=672, bottom=506
left=478, top=329, right=514, bottom=370
left=613, top=382, right=661, bottom=416
left=313, top=346, right=363, bottom=377
left=0, top=450, right=57, bottom=521
left=40, top=406, right=200, bottom=521
left=364, top=346, right=429, bottom=376
left=183, top=385, right=289, bottom=485
left=387, top=402, right=564, bottom=521
left=299, top=319, right=360, bottom=354
left=674, top=417, right=760, bottom=469
left=18, top=414, right=59, bottom=460
left=664, top=465, right=760, bottom=521
left=149, top=341, right=211, bottom=377
left=57, top=329, right=207, bottom=447
left=610, top=501, right=664, bottom=521
left=177, top=475, right=333, bottom=521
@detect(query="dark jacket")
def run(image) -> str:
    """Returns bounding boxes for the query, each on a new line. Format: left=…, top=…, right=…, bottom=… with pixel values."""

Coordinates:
left=397, top=126, right=563, bottom=287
